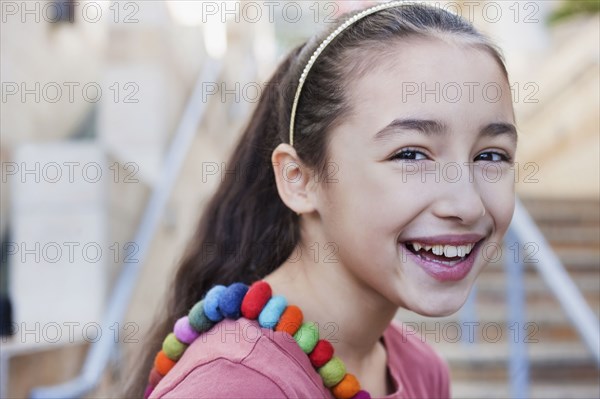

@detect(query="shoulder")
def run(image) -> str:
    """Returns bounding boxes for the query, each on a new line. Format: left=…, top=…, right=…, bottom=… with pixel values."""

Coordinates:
left=384, top=319, right=451, bottom=398
left=150, top=318, right=330, bottom=399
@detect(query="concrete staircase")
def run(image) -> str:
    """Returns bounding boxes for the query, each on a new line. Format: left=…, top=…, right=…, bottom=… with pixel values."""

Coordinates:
left=398, top=197, right=600, bottom=398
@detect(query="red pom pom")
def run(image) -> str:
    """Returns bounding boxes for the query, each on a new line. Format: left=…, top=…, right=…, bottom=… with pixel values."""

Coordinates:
left=309, top=339, right=334, bottom=368
left=241, top=281, right=272, bottom=319
left=148, top=367, right=163, bottom=386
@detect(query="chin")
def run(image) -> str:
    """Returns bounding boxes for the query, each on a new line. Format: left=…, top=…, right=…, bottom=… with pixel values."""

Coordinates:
left=405, top=286, right=473, bottom=317
left=412, top=303, right=461, bottom=318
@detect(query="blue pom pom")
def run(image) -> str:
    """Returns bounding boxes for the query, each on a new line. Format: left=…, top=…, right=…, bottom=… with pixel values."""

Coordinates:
left=219, top=283, right=249, bottom=319
left=258, top=295, right=287, bottom=329
left=203, top=285, right=226, bottom=322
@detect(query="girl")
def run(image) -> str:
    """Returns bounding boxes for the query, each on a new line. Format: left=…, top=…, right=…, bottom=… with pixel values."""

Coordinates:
left=126, top=2, right=517, bottom=398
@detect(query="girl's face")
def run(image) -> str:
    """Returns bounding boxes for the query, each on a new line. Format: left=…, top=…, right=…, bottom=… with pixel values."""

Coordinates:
left=316, top=38, right=517, bottom=316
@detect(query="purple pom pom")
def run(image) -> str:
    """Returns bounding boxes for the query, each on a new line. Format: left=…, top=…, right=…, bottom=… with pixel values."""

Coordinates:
left=351, top=390, right=372, bottom=399
left=143, top=384, right=154, bottom=399
left=174, top=316, right=200, bottom=344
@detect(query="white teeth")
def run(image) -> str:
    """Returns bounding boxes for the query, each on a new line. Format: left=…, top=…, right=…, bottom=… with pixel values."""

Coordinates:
left=432, top=245, right=444, bottom=256
left=443, top=245, right=458, bottom=258
left=406, top=241, right=477, bottom=258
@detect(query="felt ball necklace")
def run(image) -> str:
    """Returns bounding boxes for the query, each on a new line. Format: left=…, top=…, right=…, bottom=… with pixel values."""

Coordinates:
left=144, top=280, right=372, bottom=399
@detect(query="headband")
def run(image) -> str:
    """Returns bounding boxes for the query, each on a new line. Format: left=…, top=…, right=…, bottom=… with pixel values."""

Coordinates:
left=289, top=0, right=408, bottom=146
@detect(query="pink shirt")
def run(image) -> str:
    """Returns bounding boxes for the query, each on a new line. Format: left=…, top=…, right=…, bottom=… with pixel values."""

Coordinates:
left=150, top=317, right=450, bottom=399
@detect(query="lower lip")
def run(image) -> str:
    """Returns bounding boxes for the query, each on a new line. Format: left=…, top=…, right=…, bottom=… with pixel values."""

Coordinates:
left=401, top=240, right=483, bottom=282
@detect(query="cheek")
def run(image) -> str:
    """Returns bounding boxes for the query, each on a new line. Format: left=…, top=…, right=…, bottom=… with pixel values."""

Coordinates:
left=478, top=167, right=516, bottom=235
left=328, top=167, right=425, bottom=236
left=318, top=167, right=410, bottom=268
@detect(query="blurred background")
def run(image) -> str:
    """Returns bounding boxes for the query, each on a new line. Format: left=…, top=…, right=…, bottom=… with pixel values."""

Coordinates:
left=0, top=1, right=598, bottom=398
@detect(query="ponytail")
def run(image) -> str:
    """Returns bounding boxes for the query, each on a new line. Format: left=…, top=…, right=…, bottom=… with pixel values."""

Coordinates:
left=124, top=46, right=304, bottom=398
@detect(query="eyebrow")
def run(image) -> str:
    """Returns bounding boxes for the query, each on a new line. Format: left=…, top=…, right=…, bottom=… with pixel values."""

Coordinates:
left=373, top=118, right=518, bottom=144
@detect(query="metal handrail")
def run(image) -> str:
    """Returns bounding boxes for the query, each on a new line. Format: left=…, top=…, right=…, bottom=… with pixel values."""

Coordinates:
left=510, top=197, right=600, bottom=365
left=458, top=196, right=599, bottom=398
left=29, top=58, right=222, bottom=399
left=504, top=226, right=529, bottom=399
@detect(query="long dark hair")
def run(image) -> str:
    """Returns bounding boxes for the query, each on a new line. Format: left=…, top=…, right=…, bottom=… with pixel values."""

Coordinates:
left=124, top=3, right=508, bottom=397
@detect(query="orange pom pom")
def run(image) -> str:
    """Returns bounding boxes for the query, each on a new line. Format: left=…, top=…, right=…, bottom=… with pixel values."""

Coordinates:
left=331, top=373, right=361, bottom=399
left=154, top=350, right=176, bottom=376
left=275, top=305, right=303, bottom=336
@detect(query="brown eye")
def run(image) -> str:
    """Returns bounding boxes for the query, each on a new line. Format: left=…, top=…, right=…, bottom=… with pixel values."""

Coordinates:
left=390, top=149, right=427, bottom=161
left=475, top=151, right=511, bottom=162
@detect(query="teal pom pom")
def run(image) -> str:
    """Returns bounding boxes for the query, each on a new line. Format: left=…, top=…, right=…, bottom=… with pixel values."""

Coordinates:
left=188, top=300, right=214, bottom=333
left=258, top=295, right=287, bottom=329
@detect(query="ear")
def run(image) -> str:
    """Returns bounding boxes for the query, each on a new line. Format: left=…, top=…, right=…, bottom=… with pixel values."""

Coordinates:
left=271, top=143, right=317, bottom=215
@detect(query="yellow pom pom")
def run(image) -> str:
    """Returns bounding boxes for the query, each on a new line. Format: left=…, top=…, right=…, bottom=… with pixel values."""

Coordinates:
left=162, top=332, right=188, bottom=361
left=318, top=356, right=346, bottom=387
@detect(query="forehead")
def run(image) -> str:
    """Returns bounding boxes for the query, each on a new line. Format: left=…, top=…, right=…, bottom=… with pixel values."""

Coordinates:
left=342, top=37, right=514, bottom=129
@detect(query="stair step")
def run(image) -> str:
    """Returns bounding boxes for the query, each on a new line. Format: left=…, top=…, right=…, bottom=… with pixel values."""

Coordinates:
left=473, top=274, right=600, bottom=313
left=451, top=381, right=600, bottom=399
left=437, top=342, right=599, bottom=385
left=4, top=341, right=88, bottom=398
left=399, top=300, right=600, bottom=324
left=397, top=301, right=599, bottom=344
left=474, top=246, right=600, bottom=274
left=521, top=198, right=600, bottom=224
left=435, top=342, right=595, bottom=366
left=476, top=272, right=600, bottom=296
left=536, top=224, right=600, bottom=246
left=521, top=245, right=600, bottom=271
left=473, top=294, right=600, bottom=317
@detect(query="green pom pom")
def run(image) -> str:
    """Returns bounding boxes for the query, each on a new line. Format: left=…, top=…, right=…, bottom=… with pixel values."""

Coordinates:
left=162, top=332, right=187, bottom=361
left=189, top=300, right=214, bottom=333
left=318, top=356, right=346, bottom=387
left=293, top=322, right=319, bottom=353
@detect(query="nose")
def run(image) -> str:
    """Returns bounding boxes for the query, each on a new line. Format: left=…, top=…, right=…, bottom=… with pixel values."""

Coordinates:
left=430, top=164, right=486, bottom=225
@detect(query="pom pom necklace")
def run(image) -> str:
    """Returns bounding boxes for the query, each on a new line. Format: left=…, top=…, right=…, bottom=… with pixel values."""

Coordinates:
left=144, top=280, right=372, bottom=399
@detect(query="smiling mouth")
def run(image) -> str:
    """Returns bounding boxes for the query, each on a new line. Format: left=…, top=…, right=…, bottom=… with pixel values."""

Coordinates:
left=401, top=240, right=482, bottom=267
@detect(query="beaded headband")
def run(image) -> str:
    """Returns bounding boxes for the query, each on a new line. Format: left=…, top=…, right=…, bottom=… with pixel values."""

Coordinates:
left=289, top=0, right=408, bottom=146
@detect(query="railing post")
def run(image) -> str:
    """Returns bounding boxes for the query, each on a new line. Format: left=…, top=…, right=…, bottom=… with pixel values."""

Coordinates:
left=512, top=198, right=600, bottom=365
left=504, top=228, right=530, bottom=399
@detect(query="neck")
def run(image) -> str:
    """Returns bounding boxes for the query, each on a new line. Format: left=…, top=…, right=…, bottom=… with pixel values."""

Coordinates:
left=263, top=229, right=398, bottom=380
